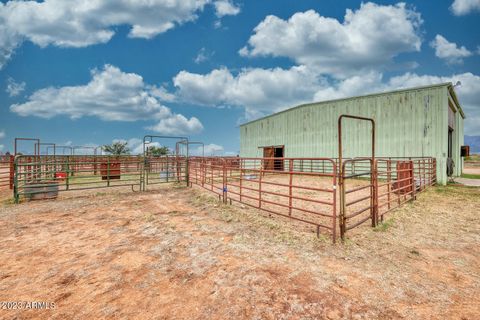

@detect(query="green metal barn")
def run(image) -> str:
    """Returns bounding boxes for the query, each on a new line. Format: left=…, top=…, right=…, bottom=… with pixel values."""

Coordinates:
left=240, top=83, right=465, bottom=185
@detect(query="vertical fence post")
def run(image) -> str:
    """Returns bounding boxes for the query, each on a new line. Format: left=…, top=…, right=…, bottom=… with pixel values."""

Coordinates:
left=13, top=157, right=19, bottom=204
left=222, top=160, right=227, bottom=204
left=387, top=160, right=391, bottom=215
left=339, top=163, right=346, bottom=241
left=289, top=159, right=293, bottom=216
left=429, top=158, right=435, bottom=185
left=71, top=156, right=75, bottom=177
left=107, top=157, right=110, bottom=187
left=423, top=159, right=426, bottom=190
left=332, top=161, right=337, bottom=244
left=411, top=160, right=416, bottom=201
left=9, top=155, right=14, bottom=190
left=201, top=160, right=205, bottom=187
left=371, top=159, right=377, bottom=227
left=239, top=161, right=243, bottom=202
left=66, top=156, right=70, bottom=191
left=210, top=162, right=213, bottom=192
left=259, top=160, right=263, bottom=209
left=185, top=145, right=189, bottom=187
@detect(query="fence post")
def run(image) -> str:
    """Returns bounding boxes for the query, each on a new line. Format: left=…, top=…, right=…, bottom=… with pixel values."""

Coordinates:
left=107, top=157, right=110, bottom=187
left=13, top=157, right=19, bottom=204
left=210, top=162, right=213, bottom=192
left=185, top=155, right=189, bottom=187
left=423, top=159, right=426, bottom=190
left=371, top=159, right=378, bottom=227
left=9, top=155, right=14, bottom=190
left=71, top=156, right=75, bottom=177
left=259, top=160, right=263, bottom=209
left=222, top=159, right=227, bottom=204
left=339, top=163, right=346, bottom=241
left=331, top=161, right=337, bottom=244
left=289, top=159, right=293, bottom=216
left=239, top=161, right=243, bottom=202
left=387, top=160, right=391, bottom=216
left=66, top=157, right=70, bottom=191
left=201, top=160, right=205, bottom=187
left=411, top=160, right=416, bottom=201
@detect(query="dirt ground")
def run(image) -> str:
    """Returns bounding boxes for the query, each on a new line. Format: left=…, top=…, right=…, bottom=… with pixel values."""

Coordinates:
left=463, top=167, right=480, bottom=175
left=0, top=183, right=479, bottom=319
left=464, top=157, right=480, bottom=175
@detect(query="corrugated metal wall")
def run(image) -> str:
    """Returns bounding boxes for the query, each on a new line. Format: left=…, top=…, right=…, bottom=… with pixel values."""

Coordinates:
left=240, top=85, right=464, bottom=185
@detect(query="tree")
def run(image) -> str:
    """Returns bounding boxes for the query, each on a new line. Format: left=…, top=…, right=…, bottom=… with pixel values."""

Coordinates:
left=102, top=142, right=130, bottom=155
left=148, top=146, right=170, bottom=156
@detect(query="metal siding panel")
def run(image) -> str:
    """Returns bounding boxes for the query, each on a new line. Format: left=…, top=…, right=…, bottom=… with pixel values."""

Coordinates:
left=240, top=86, right=453, bottom=184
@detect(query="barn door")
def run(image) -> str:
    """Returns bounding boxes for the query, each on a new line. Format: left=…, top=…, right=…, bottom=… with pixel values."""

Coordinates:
left=263, top=147, right=274, bottom=170
left=274, top=147, right=284, bottom=171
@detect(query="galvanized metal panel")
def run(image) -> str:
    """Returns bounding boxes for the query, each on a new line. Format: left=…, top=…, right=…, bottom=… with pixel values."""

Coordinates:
left=240, top=85, right=463, bottom=185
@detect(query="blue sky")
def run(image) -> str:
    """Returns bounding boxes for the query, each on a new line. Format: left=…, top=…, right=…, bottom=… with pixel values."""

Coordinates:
left=0, top=0, right=479, bottom=155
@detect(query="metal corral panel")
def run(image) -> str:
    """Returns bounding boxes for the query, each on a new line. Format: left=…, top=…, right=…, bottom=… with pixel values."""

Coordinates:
left=240, top=84, right=465, bottom=185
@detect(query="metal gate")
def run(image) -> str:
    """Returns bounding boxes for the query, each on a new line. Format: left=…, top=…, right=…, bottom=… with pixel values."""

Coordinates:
left=13, top=155, right=144, bottom=203
left=338, top=115, right=376, bottom=240
left=141, top=135, right=189, bottom=190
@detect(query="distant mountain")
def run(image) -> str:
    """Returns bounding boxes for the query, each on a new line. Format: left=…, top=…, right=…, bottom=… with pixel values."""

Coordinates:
left=465, top=135, right=480, bottom=153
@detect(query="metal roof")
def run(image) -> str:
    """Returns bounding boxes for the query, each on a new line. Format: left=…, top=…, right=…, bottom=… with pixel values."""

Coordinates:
left=240, top=82, right=464, bottom=127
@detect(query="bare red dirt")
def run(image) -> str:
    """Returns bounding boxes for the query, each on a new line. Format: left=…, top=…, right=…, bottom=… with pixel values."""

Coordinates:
left=0, top=184, right=479, bottom=319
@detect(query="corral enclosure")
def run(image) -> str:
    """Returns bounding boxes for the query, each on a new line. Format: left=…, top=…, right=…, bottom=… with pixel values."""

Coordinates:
left=4, top=151, right=436, bottom=241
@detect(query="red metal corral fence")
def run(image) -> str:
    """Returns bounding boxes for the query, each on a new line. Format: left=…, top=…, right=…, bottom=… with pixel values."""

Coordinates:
left=190, top=156, right=436, bottom=242
left=374, top=157, right=436, bottom=221
left=0, top=155, right=14, bottom=189
left=190, top=157, right=338, bottom=240
left=13, top=155, right=144, bottom=202
left=10, top=154, right=436, bottom=242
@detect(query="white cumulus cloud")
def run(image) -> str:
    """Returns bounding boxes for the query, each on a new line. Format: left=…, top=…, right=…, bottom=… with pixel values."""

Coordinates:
left=10, top=64, right=203, bottom=136
left=194, top=47, right=213, bottom=64
left=0, top=129, right=5, bottom=139
left=6, top=77, right=25, bottom=97
left=430, top=34, right=473, bottom=64
left=173, top=65, right=324, bottom=119
left=0, top=0, right=213, bottom=69
left=239, top=3, right=422, bottom=78
left=451, top=0, right=480, bottom=15
left=214, top=0, right=240, bottom=17
left=146, top=114, right=203, bottom=136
